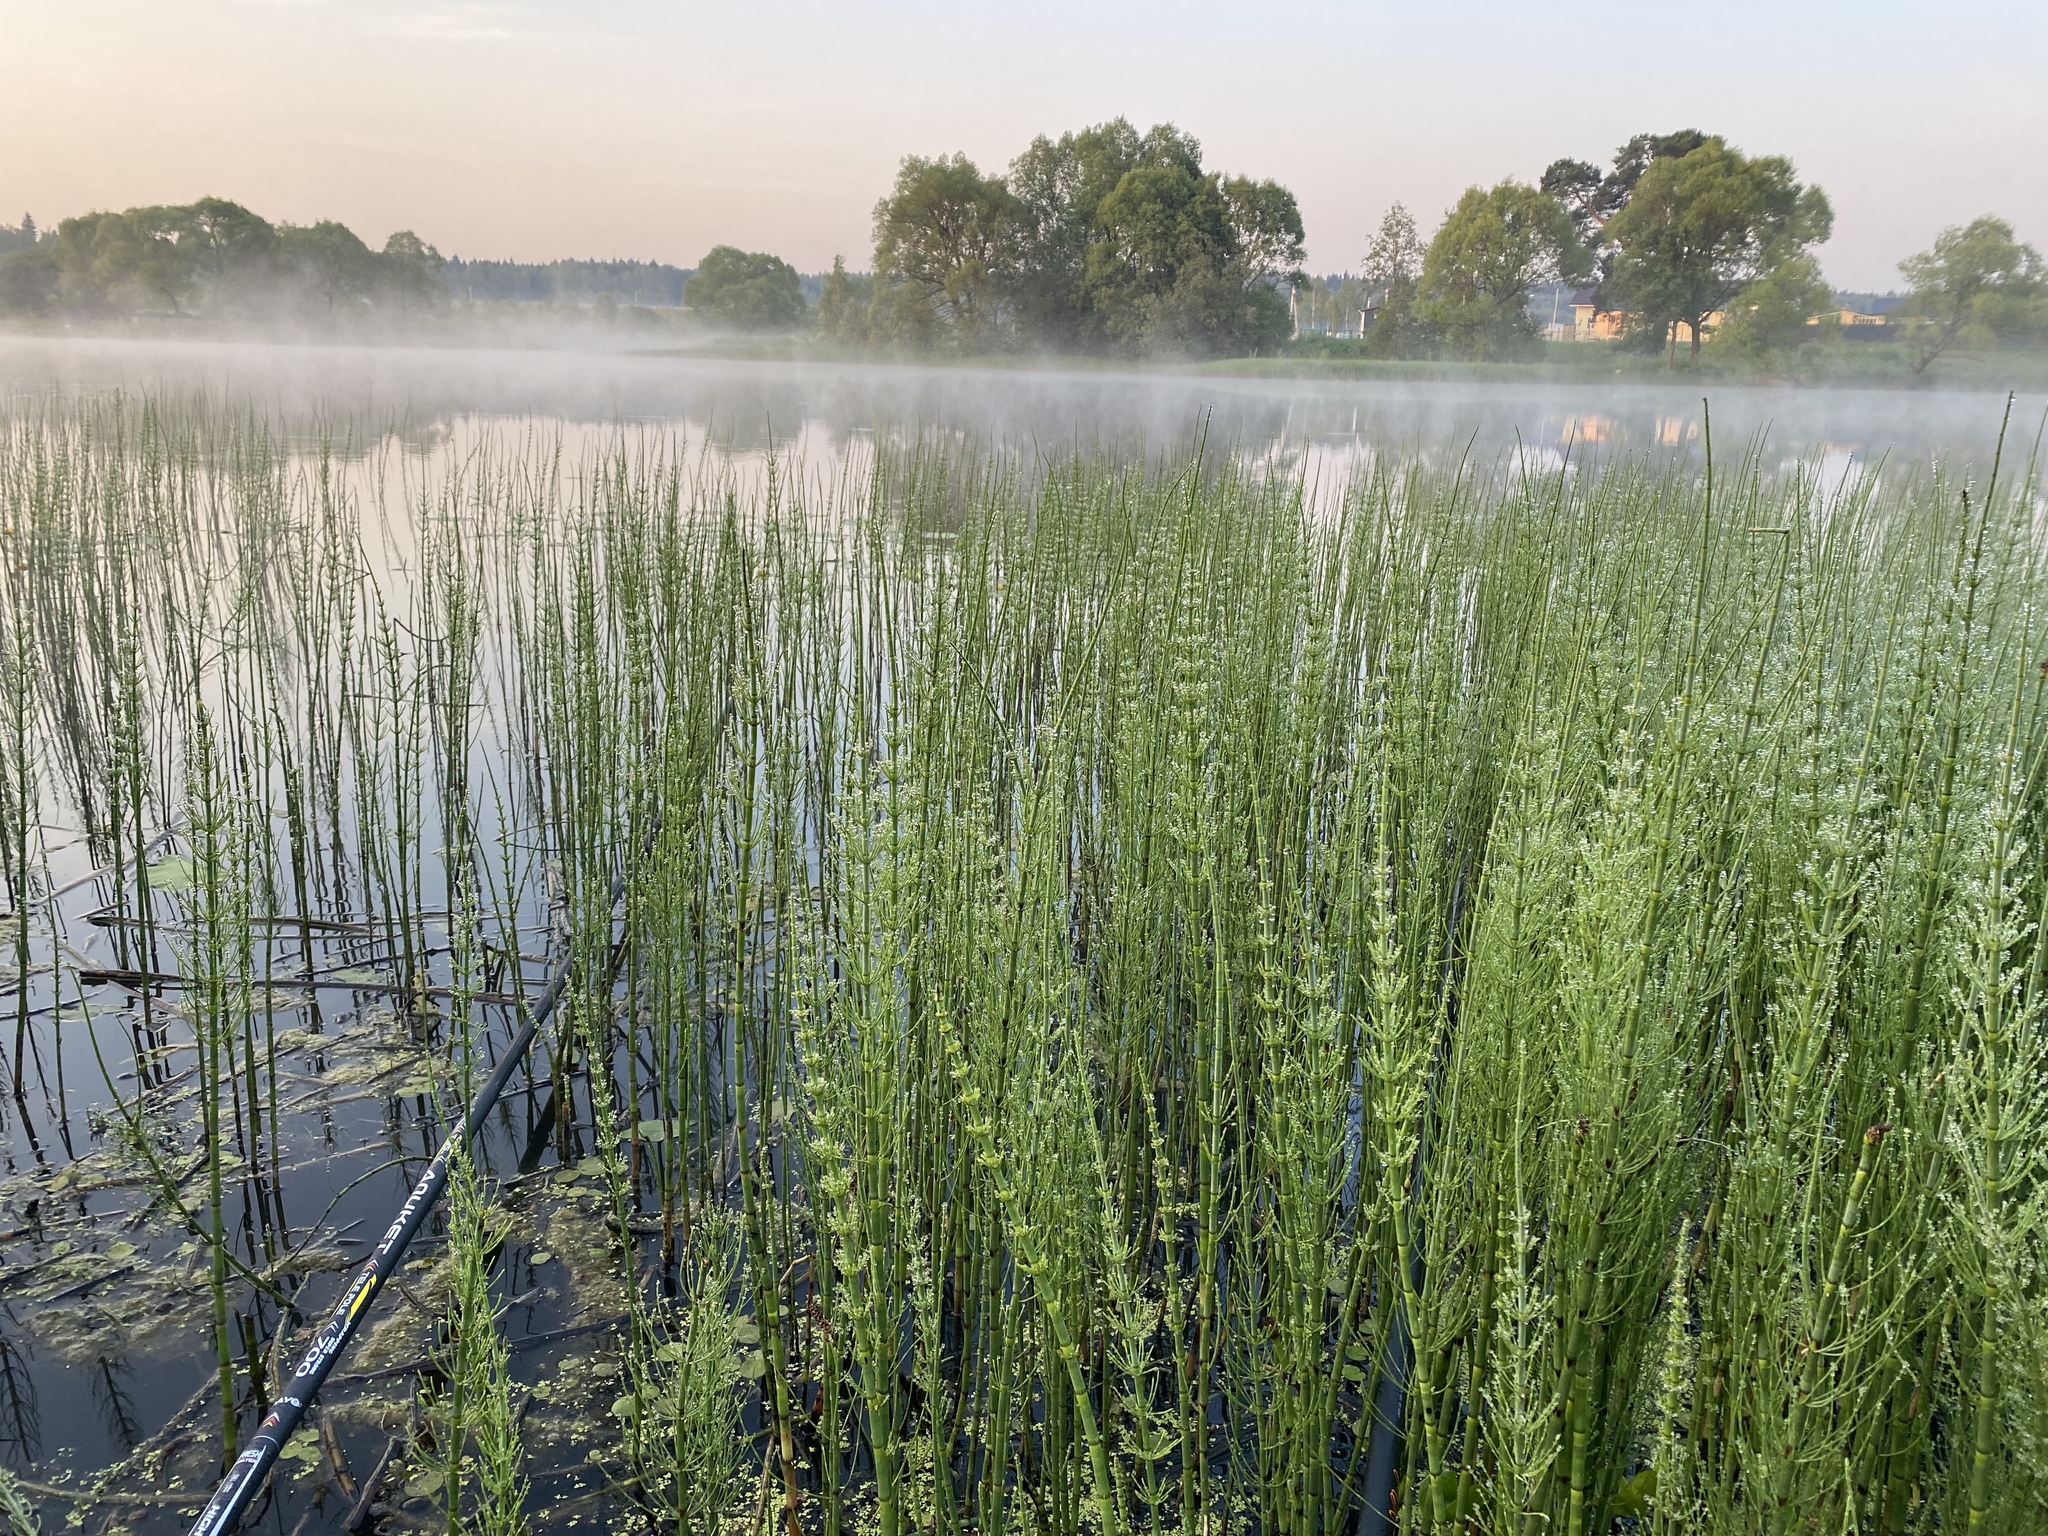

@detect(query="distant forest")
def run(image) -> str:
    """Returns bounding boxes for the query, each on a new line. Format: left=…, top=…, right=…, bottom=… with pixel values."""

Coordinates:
left=0, top=204, right=832, bottom=323
left=441, top=257, right=829, bottom=308
left=442, top=256, right=692, bottom=306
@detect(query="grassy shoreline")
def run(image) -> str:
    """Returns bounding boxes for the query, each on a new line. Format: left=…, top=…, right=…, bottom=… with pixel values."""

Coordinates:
left=5, top=314, right=2046, bottom=393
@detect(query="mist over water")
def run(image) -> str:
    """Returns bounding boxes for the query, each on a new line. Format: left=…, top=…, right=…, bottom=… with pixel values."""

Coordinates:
left=1, top=335, right=2037, bottom=482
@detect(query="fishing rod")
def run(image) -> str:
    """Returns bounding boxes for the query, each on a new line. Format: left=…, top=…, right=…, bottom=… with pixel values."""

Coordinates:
left=187, top=856, right=634, bottom=1536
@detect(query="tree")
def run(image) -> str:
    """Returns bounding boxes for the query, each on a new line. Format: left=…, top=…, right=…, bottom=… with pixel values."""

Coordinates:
left=866, top=124, right=1302, bottom=357
left=816, top=255, right=876, bottom=344
left=1085, top=160, right=1303, bottom=357
left=52, top=210, right=192, bottom=312
left=0, top=247, right=59, bottom=316
left=1007, top=119, right=1191, bottom=348
left=872, top=154, right=1019, bottom=346
left=379, top=230, right=446, bottom=311
left=1603, top=139, right=1832, bottom=364
left=683, top=245, right=807, bottom=330
left=1713, top=253, right=1833, bottom=367
left=279, top=221, right=379, bottom=312
left=1416, top=182, right=1587, bottom=360
left=1361, top=202, right=1425, bottom=358
left=1541, top=130, right=1708, bottom=263
left=1894, top=216, right=2045, bottom=377
left=170, top=197, right=277, bottom=278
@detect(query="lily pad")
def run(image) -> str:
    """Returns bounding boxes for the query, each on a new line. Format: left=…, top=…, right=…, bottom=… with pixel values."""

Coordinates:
left=145, top=856, right=198, bottom=890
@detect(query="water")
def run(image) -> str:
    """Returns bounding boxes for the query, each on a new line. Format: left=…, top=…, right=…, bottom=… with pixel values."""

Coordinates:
left=0, top=333, right=2036, bottom=476
left=0, top=332, right=2036, bottom=1535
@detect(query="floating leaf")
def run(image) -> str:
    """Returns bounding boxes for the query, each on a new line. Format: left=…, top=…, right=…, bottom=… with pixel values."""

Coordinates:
left=145, top=856, right=197, bottom=890
left=732, top=1320, right=761, bottom=1345
left=734, top=1348, right=765, bottom=1380
left=277, top=1438, right=323, bottom=1477
left=530, top=1250, right=554, bottom=1266
left=107, top=1241, right=137, bottom=1261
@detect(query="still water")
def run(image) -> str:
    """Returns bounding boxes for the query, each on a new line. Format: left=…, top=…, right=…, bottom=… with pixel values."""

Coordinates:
left=0, top=333, right=2037, bottom=477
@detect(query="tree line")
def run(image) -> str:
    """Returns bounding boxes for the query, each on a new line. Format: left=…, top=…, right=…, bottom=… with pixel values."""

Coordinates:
left=1346, top=129, right=2042, bottom=368
left=445, top=256, right=692, bottom=307
left=1331, top=130, right=1838, bottom=363
left=0, top=198, right=446, bottom=320
left=4, top=131, right=2040, bottom=370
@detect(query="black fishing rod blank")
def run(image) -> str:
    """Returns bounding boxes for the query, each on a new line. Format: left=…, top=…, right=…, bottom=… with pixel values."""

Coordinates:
left=187, top=883, right=612, bottom=1536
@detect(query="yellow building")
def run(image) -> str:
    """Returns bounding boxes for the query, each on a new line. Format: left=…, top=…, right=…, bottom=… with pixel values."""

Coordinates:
left=1569, top=305, right=1723, bottom=344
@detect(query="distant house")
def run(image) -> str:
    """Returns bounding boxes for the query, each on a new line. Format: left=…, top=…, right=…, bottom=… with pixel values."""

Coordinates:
left=1550, top=288, right=1894, bottom=348
left=1569, top=289, right=1628, bottom=342
left=1564, top=291, right=1722, bottom=345
left=1809, top=307, right=1892, bottom=340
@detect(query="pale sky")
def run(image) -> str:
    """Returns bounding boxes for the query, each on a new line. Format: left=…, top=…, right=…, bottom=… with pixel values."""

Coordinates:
left=4, top=1, right=2042, bottom=291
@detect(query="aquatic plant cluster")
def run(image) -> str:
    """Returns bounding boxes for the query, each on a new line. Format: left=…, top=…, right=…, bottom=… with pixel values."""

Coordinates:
left=3, top=395, right=2047, bottom=1536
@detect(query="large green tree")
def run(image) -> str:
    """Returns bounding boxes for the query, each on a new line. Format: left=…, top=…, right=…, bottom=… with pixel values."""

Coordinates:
left=683, top=245, right=807, bottom=329
left=1541, top=130, right=1708, bottom=283
left=169, top=197, right=278, bottom=279
left=278, top=220, right=379, bottom=312
left=869, top=123, right=1303, bottom=356
left=53, top=209, right=192, bottom=312
left=379, top=230, right=446, bottom=311
left=872, top=154, right=1019, bottom=347
left=1603, top=139, right=1832, bottom=363
left=1416, top=181, right=1587, bottom=360
left=1086, top=157, right=1303, bottom=357
left=1894, top=215, right=2045, bottom=377
left=1007, top=119, right=1195, bottom=348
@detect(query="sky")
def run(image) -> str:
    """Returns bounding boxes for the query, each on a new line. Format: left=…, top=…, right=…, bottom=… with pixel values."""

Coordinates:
left=3, top=1, right=2043, bottom=291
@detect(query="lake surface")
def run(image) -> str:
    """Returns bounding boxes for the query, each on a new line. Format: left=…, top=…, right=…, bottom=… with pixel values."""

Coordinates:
left=0, top=333, right=2037, bottom=479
